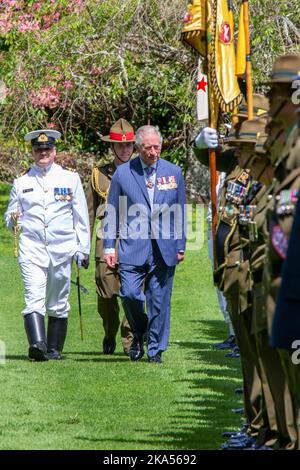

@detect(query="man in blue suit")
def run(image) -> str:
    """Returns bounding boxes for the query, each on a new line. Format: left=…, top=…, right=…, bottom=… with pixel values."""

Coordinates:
left=103, top=125, right=186, bottom=363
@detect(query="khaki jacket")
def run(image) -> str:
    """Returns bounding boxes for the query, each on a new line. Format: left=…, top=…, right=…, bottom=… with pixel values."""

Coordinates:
left=86, top=162, right=115, bottom=259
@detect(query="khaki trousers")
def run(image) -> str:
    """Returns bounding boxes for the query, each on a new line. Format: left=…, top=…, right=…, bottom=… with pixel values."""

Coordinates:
left=96, top=259, right=133, bottom=353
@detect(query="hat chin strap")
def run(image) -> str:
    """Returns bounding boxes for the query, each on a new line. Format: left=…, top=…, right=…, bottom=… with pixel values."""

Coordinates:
left=112, top=145, right=133, bottom=164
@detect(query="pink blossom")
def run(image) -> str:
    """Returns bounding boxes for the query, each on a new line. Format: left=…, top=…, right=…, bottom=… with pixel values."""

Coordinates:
left=0, top=13, right=13, bottom=34
left=46, top=122, right=57, bottom=129
left=91, top=66, right=104, bottom=76
left=3, top=0, right=20, bottom=8
left=18, top=14, right=40, bottom=33
left=63, top=80, right=74, bottom=90
left=29, top=86, right=61, bottom=109
left=31, top=2, right=42, bottom=10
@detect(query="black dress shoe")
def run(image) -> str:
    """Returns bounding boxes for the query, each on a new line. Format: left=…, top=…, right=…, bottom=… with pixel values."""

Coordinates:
left=247, top=443, right=273, bottom=451
left=222, top=431, right=248, bottom=438
left=225, top=345, right=240, bottom=358
left=210, top=335, right=235, bottom=350
left=235, top=387, right=243, bottom=394
left=129, top=336, right=144, bottom=361
left=29, top=343, right=48, bottom=361
left=220, top=436, right=256, bottom=450
left=103, top=337, right=116, bottom=355
left=148, top=353, right=162, bottom=364
left=232, top=407, right=244, bottom=414
left=47, top=349, right=63, bottom=360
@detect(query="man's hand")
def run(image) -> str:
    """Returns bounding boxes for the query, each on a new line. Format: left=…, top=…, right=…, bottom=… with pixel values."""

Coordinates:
left=74, top=252, right=89, bottom=269
left=103, top=253, right=116, bottom=268
left=195, top=127, right=219, bottom=149
left=177, top=252, right=185, bottom=263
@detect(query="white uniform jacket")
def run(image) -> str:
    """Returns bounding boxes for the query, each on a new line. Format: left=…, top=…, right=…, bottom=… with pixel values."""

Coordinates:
left=5, top=162, right=90, bottom=267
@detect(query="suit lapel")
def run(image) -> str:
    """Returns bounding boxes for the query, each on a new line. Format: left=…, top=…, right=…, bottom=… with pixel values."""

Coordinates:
left=130, top=157, right=151, bottom=208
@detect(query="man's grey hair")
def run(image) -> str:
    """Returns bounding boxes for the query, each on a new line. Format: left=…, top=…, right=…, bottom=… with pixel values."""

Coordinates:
left=135, top=125, right=163, bottom=146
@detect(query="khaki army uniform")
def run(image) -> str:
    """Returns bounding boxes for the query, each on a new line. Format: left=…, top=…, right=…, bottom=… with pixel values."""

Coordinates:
left=265, top=126, right=300, bottom=448
left=215, top=162, right=270, bottom=440
left=218, top=116, right=287, bottom=447
left=246, top=180, right=296, bottom=449
left=86, top=162, right=132, bottom=353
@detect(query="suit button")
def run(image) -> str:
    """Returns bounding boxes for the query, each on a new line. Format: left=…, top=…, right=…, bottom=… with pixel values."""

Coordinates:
left=45, top=224, right=48, bottom=228
left=45, top=242, right=49, bottom=246
left=45, top=207, right=48, bottom=210
left=44, top=189, right=48, bottom=193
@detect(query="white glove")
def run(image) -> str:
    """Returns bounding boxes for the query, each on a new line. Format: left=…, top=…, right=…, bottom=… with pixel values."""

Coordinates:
left=195, top=127, right=219, bottom=149
left=74, top=252, right=89, bottom=268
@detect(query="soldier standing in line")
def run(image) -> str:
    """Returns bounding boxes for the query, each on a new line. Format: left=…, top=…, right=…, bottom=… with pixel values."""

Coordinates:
left=193, top=96, right=273, bottom=449
left=264, top=55, right=300, bottom=449
left=218, top=118, right=278, bottom=450
left=232, top=123, right=297, bottom=450
left=86, top=119, right=134, bottom=355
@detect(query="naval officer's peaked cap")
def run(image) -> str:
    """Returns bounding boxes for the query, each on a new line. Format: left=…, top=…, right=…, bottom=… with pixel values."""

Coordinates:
left=25, top=129, right=62, bottom=148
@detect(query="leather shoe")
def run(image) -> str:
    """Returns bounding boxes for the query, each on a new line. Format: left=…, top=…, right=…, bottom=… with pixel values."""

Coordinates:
left=129, top=336, right=144, bottom=361
left=210, top=335, right=235, bottom=350
left=222, top=431, right=248, bottom=439
left=47, top=349, right=63, bottom=360
left=148, top=353, right=162, bottom=364
left=232, top=407, right=244, bottom=414
left=220, top=436, right=256, bottom=450
left=103, top=337, right=116, bottom=355
left=248, top=443, right=273, bottom=450
left=235, top=387, right=243, bottom=394
left=225, top=345, right=240, bottom=358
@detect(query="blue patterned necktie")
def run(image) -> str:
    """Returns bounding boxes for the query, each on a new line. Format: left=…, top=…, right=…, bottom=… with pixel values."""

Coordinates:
left=144, top=166, right=156, bottom=177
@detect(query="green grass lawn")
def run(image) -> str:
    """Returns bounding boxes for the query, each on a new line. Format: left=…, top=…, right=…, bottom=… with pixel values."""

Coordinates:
left=0, top=182, right=243, bottom=450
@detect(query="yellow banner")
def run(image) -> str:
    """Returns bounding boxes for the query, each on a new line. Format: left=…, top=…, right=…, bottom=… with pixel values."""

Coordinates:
left=213, top=0, right=242, bottom=111
left=236, top=2, right=246, bottom=78
left=182, top=0, right=242, bottom=122
left=181, top=0, right=206, bottom=56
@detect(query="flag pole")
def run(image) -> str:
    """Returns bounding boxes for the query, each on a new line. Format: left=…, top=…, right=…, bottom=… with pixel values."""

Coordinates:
left=209, top=146, right=218, bottom=269
left=207, top=56, right=218, bottom=268
left=243, top=0, right=253, bottom=119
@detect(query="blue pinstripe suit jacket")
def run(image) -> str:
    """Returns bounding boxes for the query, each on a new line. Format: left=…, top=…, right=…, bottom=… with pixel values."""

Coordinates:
left=103, top=156, right=186, bottom=266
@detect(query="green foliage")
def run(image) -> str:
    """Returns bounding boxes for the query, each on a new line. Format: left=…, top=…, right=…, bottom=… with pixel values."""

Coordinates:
left=0, top=0, right=299, bottom=172
left=0, top=0, right=194, bottom=167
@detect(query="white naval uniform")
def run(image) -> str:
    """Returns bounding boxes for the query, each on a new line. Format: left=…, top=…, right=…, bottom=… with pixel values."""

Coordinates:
left=5, top=162, right=90, bottom=318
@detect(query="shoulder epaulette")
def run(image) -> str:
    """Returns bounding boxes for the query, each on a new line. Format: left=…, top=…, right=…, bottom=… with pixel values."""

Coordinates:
left=62, top=166, right=77, bottom=173
left=17, top=167, right=30, bottom=178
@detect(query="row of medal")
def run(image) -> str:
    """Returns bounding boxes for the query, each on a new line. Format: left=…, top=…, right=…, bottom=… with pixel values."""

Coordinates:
left=276, top=189, right=299, bottom=216
left=239, top=205, right=256, bottom=226
left=54, top=187, right=73, bottom=201
left=226, top=181, right=248, bottom=205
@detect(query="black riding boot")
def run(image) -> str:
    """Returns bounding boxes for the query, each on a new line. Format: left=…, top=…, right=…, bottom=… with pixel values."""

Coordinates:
left=24, top=312, right=48, bottom=361
left=47, top=317, right=68, bottom=360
